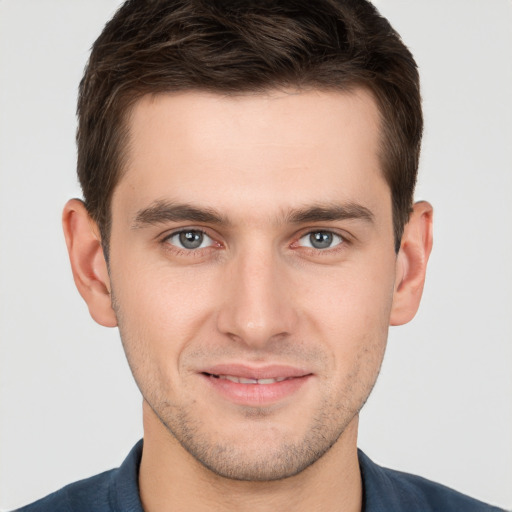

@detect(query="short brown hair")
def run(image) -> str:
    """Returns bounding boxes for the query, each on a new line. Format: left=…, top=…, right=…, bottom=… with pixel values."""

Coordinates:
left=77, top=0, right=422, bottom=254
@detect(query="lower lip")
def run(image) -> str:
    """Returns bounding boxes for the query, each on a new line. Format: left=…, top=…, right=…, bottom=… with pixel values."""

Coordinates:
left=201, top=374, right=312, bottom=406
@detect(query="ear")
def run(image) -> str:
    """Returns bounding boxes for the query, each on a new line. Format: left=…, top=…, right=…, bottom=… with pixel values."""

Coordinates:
left=390, top=201, right=433, bottom=326
left=62, top=199, right=117, bottom=327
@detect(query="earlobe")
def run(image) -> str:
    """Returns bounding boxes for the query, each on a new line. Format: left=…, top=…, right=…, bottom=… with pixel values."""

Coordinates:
left=390, top=201, right=433, bottom=326
left=62, top=199, right=117, bottom=328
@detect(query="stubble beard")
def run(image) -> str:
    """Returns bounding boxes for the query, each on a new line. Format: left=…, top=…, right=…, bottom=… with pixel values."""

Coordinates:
left=112, top=293, right=382, bottom=482
left=144, top=385, right=365, bottom=482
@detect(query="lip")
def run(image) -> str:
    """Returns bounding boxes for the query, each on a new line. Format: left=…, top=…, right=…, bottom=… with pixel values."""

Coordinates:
left=199, top=364, right=313, bottom=406
left=203, top=364, right=311, bottom=380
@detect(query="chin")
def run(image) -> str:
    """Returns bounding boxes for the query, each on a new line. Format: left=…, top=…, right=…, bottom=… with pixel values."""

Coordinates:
left=162, top=404, right=351, bottom=482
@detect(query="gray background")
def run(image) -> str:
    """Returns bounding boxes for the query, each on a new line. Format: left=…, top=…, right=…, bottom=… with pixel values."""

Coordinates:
left=0, top=1, right=511, bottom=510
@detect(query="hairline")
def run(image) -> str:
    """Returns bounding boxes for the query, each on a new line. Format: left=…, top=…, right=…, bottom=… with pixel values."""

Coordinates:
left=96, top=82, right=402, bottom=259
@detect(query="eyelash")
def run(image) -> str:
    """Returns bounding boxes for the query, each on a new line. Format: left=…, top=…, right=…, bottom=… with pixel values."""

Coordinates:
left=160, top=228, right=350, bottom=256
left=161, top=229, right=219, bottom=257
left=295, top=231, right=345, bottom=252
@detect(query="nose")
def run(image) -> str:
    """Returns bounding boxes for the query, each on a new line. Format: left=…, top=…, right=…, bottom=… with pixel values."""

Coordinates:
left=216, top=247, right=298, bottom=348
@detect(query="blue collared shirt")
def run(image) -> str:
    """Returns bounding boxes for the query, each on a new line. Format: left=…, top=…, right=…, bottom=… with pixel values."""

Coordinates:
left=14, top=440, right=505, bottom=511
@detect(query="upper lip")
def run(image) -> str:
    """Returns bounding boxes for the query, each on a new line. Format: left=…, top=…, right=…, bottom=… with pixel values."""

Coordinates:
left=201, top=364, right=312, bottom=380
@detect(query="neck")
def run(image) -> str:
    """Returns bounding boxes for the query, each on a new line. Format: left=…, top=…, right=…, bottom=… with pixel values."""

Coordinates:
left=138, top=402, right=362, bottom=512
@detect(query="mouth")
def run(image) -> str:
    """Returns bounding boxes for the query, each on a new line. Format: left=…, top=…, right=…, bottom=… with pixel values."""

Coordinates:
left=199, top=365, right=313, bottom=406
left=203, top=373, right=293, bottom=384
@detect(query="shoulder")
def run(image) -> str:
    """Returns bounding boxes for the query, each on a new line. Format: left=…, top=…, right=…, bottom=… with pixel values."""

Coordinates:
left=12, top=440, right=144, bottom=512
left=378, top=467, right=505, bottom=512
left=12, top=470, right=116, bottom=512
left=358, top=450, right=505, bottom=512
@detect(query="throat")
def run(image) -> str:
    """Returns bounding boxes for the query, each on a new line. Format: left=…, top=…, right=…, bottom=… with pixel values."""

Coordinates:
left=139, top=402, right=363, bottom=512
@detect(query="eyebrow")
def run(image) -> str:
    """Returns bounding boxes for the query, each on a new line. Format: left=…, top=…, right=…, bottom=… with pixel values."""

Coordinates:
left=131, top=199, right=374, bottom=229
left=131, top=200, right=228, bottom=229
left=286, top=203, right=375, bottom=224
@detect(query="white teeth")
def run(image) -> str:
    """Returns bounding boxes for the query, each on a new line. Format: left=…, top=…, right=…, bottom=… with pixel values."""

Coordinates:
left=214, top=374, right=289, bottom=384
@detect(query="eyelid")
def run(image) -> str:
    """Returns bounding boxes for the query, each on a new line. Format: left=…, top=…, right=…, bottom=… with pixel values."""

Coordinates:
left=288, top=227, right=355, bottom=256
left=161, top=227, right=219, bottom=250
left=158, top=225, right=352, bottom=253
left=298, top=230, right=343, bottom=247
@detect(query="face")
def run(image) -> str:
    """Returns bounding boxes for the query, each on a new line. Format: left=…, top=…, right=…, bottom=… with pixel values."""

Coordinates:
left=108, top=89, right=398, bottom=480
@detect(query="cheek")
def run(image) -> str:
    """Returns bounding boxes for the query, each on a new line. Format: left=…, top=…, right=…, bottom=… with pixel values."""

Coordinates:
left=111, top=260, right=220, bottom=373
left=300, top=256, right=395, bottom=372
left=304, top=257, right=395, bottom=326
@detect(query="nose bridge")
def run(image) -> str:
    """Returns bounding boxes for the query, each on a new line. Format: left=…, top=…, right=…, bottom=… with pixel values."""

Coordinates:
left=217, top=242, right=296, bottom=346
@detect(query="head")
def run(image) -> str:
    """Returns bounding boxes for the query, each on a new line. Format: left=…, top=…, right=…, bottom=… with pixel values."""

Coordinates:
left=77, top=0, right=422, bottom=256
left=64, top=0, right=432, bottom=483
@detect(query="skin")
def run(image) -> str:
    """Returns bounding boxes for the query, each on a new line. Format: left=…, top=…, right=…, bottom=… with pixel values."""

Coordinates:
left=63, top=88, right=433, bottom=512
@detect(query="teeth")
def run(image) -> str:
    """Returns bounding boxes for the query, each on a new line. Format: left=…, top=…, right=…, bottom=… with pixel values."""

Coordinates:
left=214, top=374, right=290, bottom=384
left=239, top=377, right=258, bottom=384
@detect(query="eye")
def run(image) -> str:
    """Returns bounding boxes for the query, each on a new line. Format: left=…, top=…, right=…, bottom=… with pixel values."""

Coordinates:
left=298, top=231, right=344, bottom=250
left=166, top=230, right=214, bottom=250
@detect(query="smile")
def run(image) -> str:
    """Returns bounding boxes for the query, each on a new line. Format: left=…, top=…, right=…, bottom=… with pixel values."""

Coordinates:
left=200, top=366, right=313, bottom=406
left=206, top=373, right=291, bottom=384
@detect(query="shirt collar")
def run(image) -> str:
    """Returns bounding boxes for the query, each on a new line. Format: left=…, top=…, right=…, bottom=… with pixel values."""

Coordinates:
left=113, top=441, right=408, bottom=512
left=112, top=439, right=145, bottom=512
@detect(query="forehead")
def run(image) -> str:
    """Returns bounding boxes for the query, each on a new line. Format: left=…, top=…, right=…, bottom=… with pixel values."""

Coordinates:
left=114, top=88, right=388, bottom=224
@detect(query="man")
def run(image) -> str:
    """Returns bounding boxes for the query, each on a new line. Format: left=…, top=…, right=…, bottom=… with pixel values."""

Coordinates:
left=13, top=1, right=505, bottom=511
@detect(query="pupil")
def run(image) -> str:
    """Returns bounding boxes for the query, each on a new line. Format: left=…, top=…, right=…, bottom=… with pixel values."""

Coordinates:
left=310, top=231, right=332, bottom=249
left=179, top=231, right=203, bottom=249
